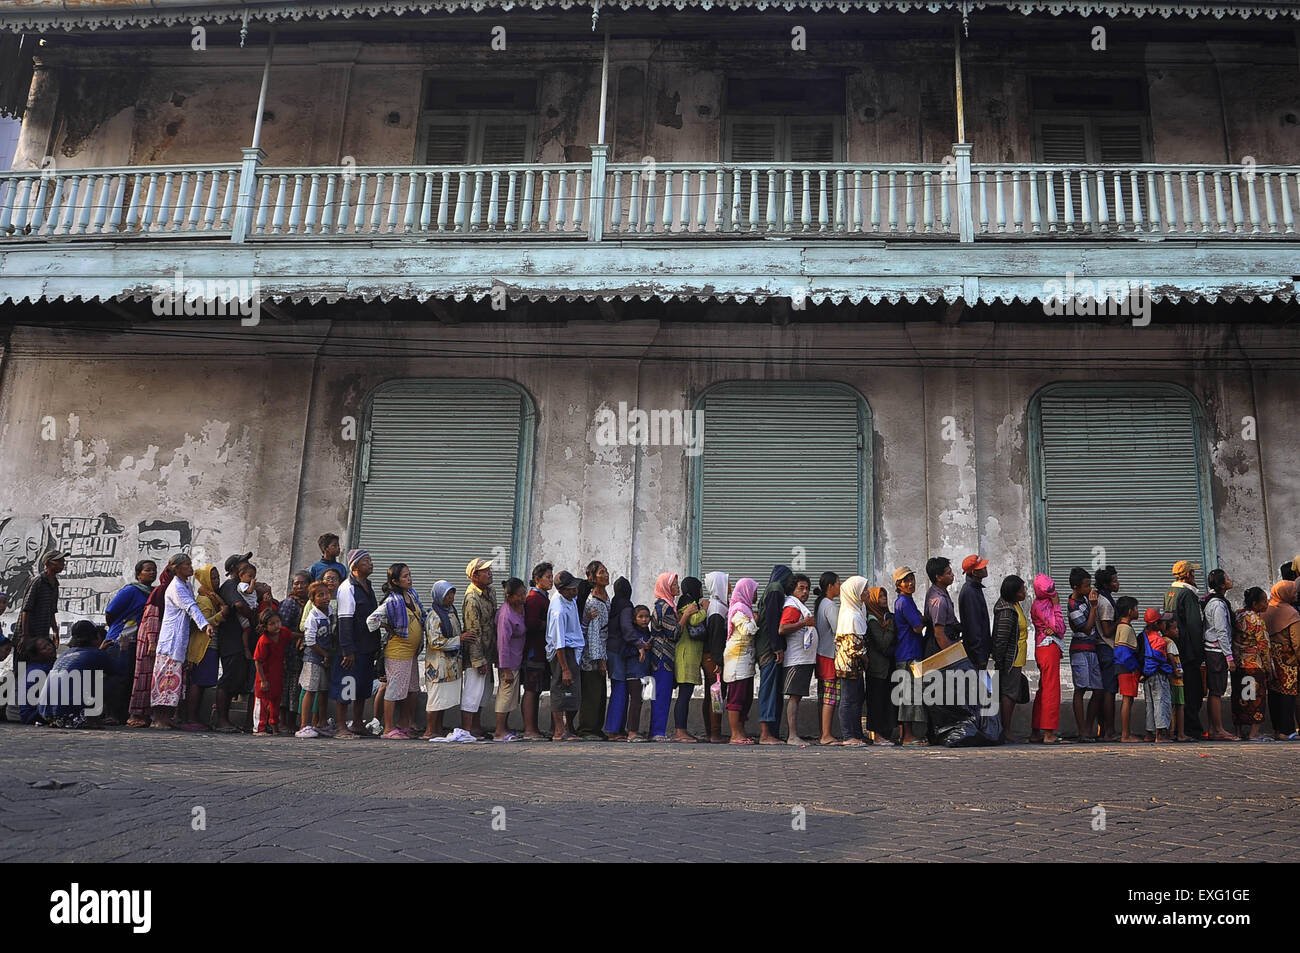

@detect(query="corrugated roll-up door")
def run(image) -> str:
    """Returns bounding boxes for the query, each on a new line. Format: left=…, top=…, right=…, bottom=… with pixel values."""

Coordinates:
left=698, top=385, right=865, bottom=588
left=355, top=382, right=527, bottom=597
left=1039, top=393, right=1208, bottom=613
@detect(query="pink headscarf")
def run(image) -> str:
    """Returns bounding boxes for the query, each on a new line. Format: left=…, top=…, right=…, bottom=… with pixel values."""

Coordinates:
left=729, top=577, right=758, bottom=622
left=1031, top=573, right=1064, bottom=637
left=653, top=572, right=679, bottom=606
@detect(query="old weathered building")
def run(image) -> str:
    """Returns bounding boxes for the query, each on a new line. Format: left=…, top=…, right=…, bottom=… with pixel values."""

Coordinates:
left=0, top=0, right=1298, bottom=631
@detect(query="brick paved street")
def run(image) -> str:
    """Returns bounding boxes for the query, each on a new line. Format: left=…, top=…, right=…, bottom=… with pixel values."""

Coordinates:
left=1, top=724, right=1295, bottom=862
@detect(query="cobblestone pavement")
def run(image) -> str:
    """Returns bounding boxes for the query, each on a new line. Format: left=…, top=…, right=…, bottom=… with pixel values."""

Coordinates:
left=1, top=724, right=1294, bottom=862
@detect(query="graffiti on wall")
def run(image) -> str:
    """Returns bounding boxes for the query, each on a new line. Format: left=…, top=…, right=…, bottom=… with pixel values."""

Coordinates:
left=0, top=514, right=193, bottom=632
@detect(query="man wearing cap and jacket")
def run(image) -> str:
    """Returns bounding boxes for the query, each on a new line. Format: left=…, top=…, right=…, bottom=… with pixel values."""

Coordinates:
left=335, top=549, right=379, bottom=738
left=461, top=557, right=497, bottom=739
left=19, top=550, right=65, bottom=658
left=1165, top=560, right=1206, bottom=738
left=958, top=554, right=992, bottom=669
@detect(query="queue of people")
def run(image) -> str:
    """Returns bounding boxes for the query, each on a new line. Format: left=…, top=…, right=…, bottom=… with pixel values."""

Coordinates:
left=5, top=532, right=1300, bottom=745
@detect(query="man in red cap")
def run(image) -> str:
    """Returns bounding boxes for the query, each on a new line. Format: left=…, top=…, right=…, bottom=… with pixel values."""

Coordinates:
left=958, top=554, right=991, bottom=669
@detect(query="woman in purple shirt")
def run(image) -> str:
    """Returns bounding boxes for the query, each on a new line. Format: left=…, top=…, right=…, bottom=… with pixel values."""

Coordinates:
left=492, top=578, right=527, bottom=742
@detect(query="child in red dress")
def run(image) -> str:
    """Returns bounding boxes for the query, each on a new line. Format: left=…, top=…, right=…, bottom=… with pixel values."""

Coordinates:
left=253, top=608, right=287, bottom=735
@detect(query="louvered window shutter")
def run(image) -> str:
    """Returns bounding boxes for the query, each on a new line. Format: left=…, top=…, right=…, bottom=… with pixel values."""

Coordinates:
left=699, top=387, right=864, bottom=586
left=788, top=120, right=836, bottom=229
left=1039, top=121, right=1089, bottom=229
left=357, top=382, right=527, bottom=594
left=424, top=123, right=473, bottom=224
left=1038, top=394, right=1209, bottom=614
left=1096, top=124, right=1145, bottom=163
left=728, top=120, right=778, bottom=227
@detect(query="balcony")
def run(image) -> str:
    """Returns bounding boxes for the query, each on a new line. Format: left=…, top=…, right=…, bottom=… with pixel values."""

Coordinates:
left=2, top=154, right=1297, bottom=244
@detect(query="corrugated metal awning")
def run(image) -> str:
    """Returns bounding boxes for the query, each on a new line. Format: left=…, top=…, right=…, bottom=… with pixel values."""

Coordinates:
left=1, top=0, right=1298, bottom=33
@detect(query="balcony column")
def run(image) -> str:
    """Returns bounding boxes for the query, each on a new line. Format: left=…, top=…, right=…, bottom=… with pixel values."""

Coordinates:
left=589, top=143, right=608, bottom=242
left=588, top=26, right=611, bottom=242
left=954, top=142, right=974, bottom=243
left=231, top=147, right=266, bottom=243
left=232, top=27, right=275, bottom=243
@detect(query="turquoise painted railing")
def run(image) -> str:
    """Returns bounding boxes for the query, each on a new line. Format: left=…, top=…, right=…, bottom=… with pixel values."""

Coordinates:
left=1, top=154, right=1296, bottom=243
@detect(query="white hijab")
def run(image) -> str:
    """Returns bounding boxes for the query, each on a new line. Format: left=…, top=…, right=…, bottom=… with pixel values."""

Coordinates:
left=836, top=575, right=869, bottom=635
left=705, top=571, right=729, bottom=621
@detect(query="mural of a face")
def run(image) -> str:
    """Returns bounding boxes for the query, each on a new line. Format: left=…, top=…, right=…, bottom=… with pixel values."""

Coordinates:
left=0, top=516, right=42, bottom=602
left=137, top=520, right=192, bottom=564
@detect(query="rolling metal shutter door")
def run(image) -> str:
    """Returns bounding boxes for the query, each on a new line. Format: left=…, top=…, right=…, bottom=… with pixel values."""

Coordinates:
left=1039, top=394, right=1207, bottom=612
left=357, top=383, right=524, bottom=596
left=699, top=387, right=863, bottom=586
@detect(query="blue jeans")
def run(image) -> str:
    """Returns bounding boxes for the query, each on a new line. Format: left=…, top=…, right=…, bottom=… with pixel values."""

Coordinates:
left=758, top=657, right=781, bottom=729
left=649, top=658, right=674, bottom=737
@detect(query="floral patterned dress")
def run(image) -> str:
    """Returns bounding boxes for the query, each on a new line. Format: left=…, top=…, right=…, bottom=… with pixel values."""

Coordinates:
left=1232, top=608, right=1270, bottom=725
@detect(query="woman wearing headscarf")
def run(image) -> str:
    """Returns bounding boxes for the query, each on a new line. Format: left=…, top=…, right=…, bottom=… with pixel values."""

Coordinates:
left=1231, top=586, right=1271, bottom=741
left=758, top=564, right=795, bottom=745
left=649, top=572, right=682, bottom=741
left=602, top=576, right=641, bottom=740
left=367, top=563, right=427, bottom=740
left=1263, top=580, right=1300, bottom=740
left=834, top=576, right=871, bottom=746
left=702, top=571, right=730, bottom=743
left=992, top=574, right=1029, bottom=744
left=182, top=564, right=229, bottom=730
left=863, top=586, right=897, bottom=745
left=149, top=554, right=214, bottom=729
left=128, top=562, right=176, bottom=727
left=671, top=576, right=708, bottom=742
left=422, top=580, right=466, bottom=740
left=723, top=577, right=759, bottom=745
left=576, top=560, right=610, bottom=739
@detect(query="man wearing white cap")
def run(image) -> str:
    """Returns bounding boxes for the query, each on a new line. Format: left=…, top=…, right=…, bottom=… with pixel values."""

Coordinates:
left=461, top=557, right=497, bottom=739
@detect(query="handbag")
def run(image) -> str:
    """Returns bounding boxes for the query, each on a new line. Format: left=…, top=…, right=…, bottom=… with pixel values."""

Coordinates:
left=641, top=674, right=656, bottom=702
left=710, top=673, right=724, bottom=713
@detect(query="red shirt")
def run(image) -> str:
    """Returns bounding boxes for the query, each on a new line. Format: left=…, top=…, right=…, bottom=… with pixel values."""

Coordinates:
left=253, top=632, right=286, bottom=699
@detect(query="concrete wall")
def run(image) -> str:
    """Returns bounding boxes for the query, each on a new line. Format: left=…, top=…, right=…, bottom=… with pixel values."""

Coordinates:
left=0, top=315, right=1289, bottom=634
left=12, top=27, right=1300, bottom=172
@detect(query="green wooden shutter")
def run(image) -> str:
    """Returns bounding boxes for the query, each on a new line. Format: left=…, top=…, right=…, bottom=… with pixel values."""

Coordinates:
left=356, top=382, right=526, bottom=596
left=1038, top=393, right=1208, bottom=613
left=698, top=385, right=864, bottom=587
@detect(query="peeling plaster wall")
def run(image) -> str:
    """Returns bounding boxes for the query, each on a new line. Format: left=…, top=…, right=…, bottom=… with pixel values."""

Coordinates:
left=0, top=334, right=314, bottom=629
left=14, top=31, right=1300, bottom=173
left=0, top=318, right=1291, bottom=627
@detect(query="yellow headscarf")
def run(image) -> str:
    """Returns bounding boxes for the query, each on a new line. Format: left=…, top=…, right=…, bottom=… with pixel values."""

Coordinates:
left=186, top=564, right=223, bottom=664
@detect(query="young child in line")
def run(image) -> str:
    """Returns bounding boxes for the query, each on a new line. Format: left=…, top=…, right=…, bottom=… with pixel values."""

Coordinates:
left=1164, top=613, right=1188, bottom=741
left=1067, top=567, right=1103, bottom=742
left=1030, top=573, right=1065, bottom=744
left=1140, top=608, right=1174, bottom=743
left=277, top=570, right=311, bottom=731
left=253, top=608, right=288, bottom=735
left=296, top=582, right=334, bottom=739
left=1112, top=596, right=1143, bottom=743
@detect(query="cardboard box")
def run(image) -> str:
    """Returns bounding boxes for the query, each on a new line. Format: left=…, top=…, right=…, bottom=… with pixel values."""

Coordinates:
left=908, top=641, right=968, bottom=678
